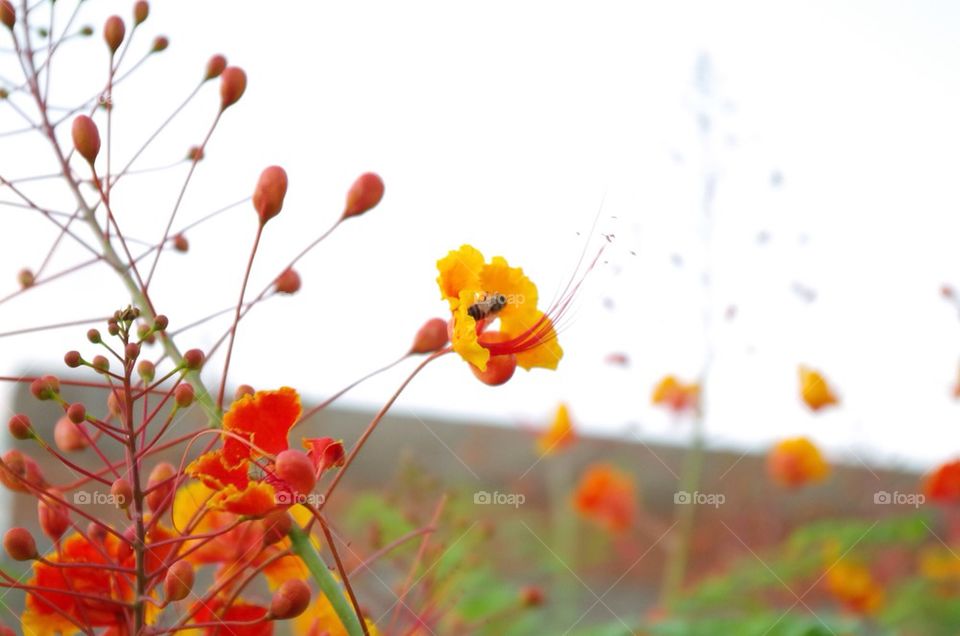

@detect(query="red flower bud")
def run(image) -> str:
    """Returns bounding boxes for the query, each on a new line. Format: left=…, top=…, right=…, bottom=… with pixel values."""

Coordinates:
left=133, top=1, right=149, bottom=25
left=253, top=166, right=288, bottom=224
left=204, top=54, right=227, bottom=81
left=154, top=315, right=169, bottom=331
left=146, top=462, right=176, bottom=512
left=64, top=350, right=83, bottom=368
left=235, top=384, right=255, bottom=400
left=125, top=342, right=140, bottom=361
left=274, top=268, right=301, bottom=294
left=87, top=521, right=108, bottom=543
left=219, top=66, right=247, bottom=110
left=92, top=355, right=110, bottom=373
left=116, top=525, right=136, bottom=561
left=170, top=233, right=190, bottom=253
left=519, top=585, right=545, bottom=607
left=183, top=349, right=204, bottom=370
left=0, top=0, right=14, bottom=30
left=30, top=375, right=60, bottom=400
left=164, top=560, right=195, bottom=602
left=174, top=384, right=195, bottom=408
left=38, top=492, right=70, bottom=542
left=55, top=416, right=90, bottom=452
left=471, top=354, right=517, bottom=386
left=87, top=328, right=102, bottom=344
left=262, top=510, right=292, bottom=545
left=3, top=528, right=37, bottom=561
left=7, top=414, right=32, bottom=440
left=303, top=438, right=345, bottom=474
left=269, top=579, right=311, bottom=620
left=343, top=172, right=385, bottom=219
left=72, top=115, right=101, bottom=164
left=410, top=318, right=449, bottom=354
left=275, top=450, right=316, bottom=496
left=103, top=16, right=125, bottom=53
left=67, top=403, right=86, bottom=424
left=17, top=268, right=34, bottom=289
left=152, top=35, right=168, bottom=53
left=107, top=390, right=127, bottom=418
left=137, top=360, right=156, bottom=383
left=0, top=450, right=47, bottom=493
left=111, top=478, right=133, bottom=509
left=186, top=146, right=204, bottom=162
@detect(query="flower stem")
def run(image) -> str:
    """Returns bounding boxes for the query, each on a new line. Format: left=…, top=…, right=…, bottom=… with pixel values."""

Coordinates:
left=288, top=524, right=365, bottom=636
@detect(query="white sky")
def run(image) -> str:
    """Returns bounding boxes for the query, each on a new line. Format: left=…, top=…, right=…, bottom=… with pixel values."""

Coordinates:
left=1, top=1, right=959, bottom=470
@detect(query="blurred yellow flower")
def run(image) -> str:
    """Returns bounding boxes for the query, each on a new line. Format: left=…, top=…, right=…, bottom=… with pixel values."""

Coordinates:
left=798, top=365, right=838, bottom=412
left=826, top=560, right=884, bottom=614
left=766, top=437, right=829, bottom=488
left=919, top=545, right=960, bottom=581
left=537, top=403, right=575, bottom=456
left=294, top=591, right=380, bottom=636
left=651, top=375, right=700, bottom=414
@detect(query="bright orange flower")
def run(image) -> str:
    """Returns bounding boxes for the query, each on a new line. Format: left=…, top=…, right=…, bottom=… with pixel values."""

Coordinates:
left=826, top=561, right=884, bottom=614
left=651, top=375, right=700, bottom=414
left=187, top=388, right=305, bottom=516
left=436, top=245, right=563, bottom=375
left=536, top=403, right=575, bottom=456
left=22, top=526, right=174, bottom=634
left=924, top=459, right=960, bottom=503
left=798, top=365, right=838, bottom=412
left=572, top=464, right=637, bottom=533
left=767, top=437, right=829, bottom=488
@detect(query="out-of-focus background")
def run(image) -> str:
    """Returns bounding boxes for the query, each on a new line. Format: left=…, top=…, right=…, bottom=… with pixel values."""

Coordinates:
left=2, top=1, right=960, bottom=634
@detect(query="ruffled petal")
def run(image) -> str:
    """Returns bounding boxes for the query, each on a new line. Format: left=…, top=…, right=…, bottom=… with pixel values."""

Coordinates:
left=223, top=387, right=301, bottom=459
left=436, top=245, right=484, bottom=309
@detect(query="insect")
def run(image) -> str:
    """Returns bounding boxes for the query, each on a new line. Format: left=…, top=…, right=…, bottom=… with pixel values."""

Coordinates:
left=467, top=292, right=507, bottom=321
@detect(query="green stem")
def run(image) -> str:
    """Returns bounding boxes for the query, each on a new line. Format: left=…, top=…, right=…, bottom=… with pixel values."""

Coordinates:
left=288, top=524, right=365, bottom=636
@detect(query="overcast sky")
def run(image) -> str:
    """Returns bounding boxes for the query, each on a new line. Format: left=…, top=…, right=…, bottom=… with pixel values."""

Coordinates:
left=1, top=1, right=959, bottom=471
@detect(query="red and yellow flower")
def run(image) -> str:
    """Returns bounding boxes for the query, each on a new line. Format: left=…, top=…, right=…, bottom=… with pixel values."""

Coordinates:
left=651, top=375, right=700, bottom=414
left=536, top=403, right=575, bottom=456
left=798, top=366, right=838, bottom=412
left=186, top=388, right=342, bottom=517
left=572, top=463, right=637, bottom=533
left=767, top=437, right=829, bottom=488
left=436, top=245, right=563, bottom=380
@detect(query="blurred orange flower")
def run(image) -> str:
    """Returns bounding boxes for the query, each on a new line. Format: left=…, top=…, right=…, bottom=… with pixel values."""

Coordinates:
left=826, top=560, right=884, bottom=614
left=919, top=545, right=960, bottom=582
left=572, top=463, right=637, bottom=533
left=767, top=437, right=829, bottom=488
left=924, top=459, right=960, bottom=503
left=294, top=591, right=380, bottom=636
left=537, top=403, right=575, bottom=456
left=798, top=365, right=838, bottom=412
left=651, top=375, right=700, bottom=414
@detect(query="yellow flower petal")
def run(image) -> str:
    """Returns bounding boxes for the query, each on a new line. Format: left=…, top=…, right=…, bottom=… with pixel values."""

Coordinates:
left=501, top=310, right=563, bottom=370
left=452, top=294, right=490, bottom=371
left=478, top=256, right=539, bottom=323
left=436, top=244, right=484, bottom=309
